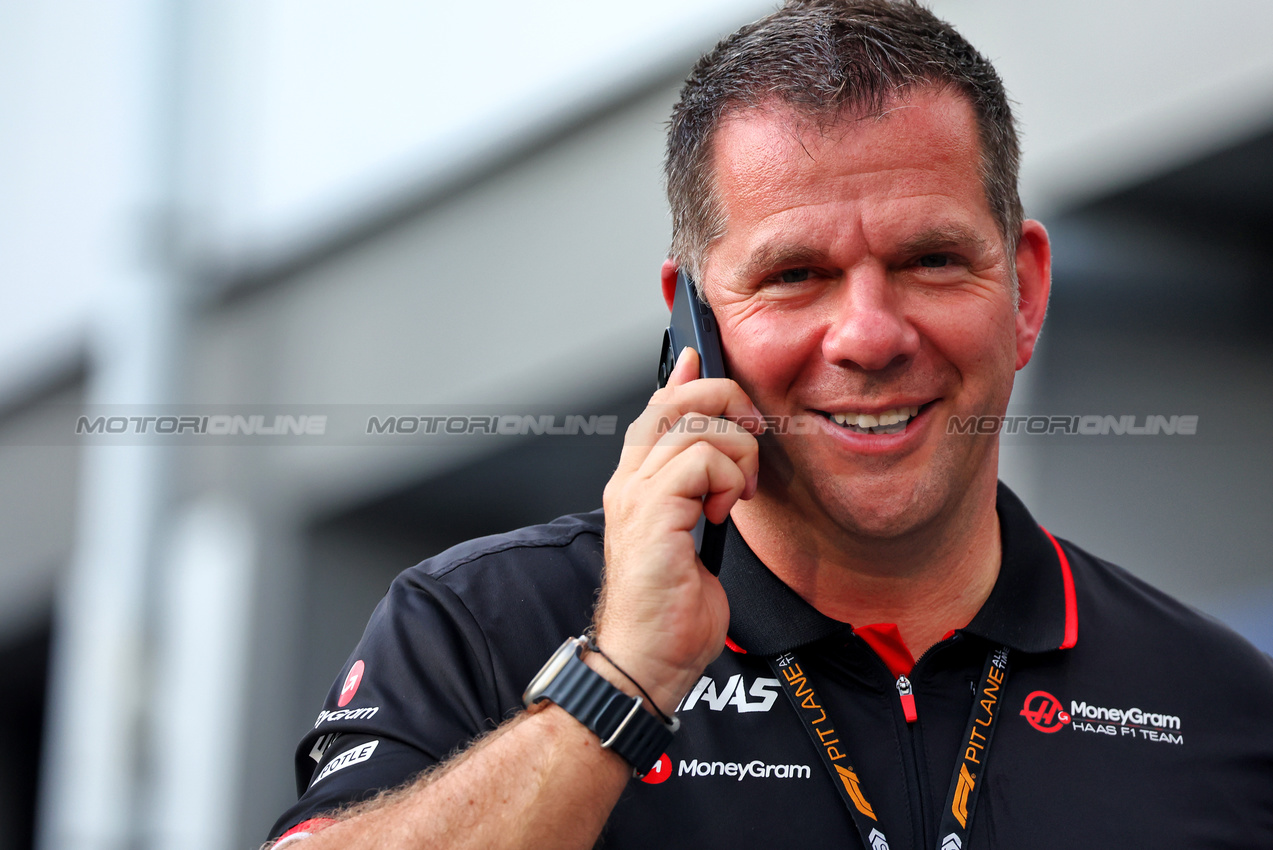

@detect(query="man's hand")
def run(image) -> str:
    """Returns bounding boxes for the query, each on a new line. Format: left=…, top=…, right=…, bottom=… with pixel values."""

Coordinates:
left=594, top=347, right=763, bottom=714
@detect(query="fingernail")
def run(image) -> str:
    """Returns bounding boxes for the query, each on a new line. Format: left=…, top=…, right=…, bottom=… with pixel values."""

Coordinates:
left=672, top=346, right=696, bottom=379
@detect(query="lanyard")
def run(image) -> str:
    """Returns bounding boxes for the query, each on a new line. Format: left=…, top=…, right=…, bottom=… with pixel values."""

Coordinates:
left=769, top=644, right=1010, bottom=850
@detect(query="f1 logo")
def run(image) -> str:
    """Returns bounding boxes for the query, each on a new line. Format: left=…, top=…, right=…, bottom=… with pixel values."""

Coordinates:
left=1020, top=690, right=1071, bottom=733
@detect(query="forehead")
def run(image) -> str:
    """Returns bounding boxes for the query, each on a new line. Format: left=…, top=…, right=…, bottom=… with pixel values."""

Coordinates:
left=705, top=88, right=992, bottom=260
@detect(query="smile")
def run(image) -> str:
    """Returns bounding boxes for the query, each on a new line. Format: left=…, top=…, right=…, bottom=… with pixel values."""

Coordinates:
left=823, top=405, right=923, bottom=436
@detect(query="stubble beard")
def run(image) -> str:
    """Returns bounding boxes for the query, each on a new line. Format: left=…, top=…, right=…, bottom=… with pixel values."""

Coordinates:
left=750, top=427, right=999, bottom=558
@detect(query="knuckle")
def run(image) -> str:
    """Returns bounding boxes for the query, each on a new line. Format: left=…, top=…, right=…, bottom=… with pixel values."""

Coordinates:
left=603, top=475, right=636, bottom=507
left=649, top=384, right=677, bottom=405
left=688, top=438, right=717, bottom=458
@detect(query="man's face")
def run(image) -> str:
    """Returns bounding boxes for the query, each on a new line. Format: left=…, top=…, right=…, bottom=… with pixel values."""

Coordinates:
left=697, top=88, right=1049, bottom=541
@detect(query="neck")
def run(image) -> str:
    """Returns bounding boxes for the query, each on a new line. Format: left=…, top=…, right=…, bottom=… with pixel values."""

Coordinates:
left=731, top=477, right=1002, bottom=659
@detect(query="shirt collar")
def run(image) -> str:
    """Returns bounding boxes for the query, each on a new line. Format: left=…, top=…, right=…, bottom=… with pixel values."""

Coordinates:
left=719, top=481, right=1076, bottom=656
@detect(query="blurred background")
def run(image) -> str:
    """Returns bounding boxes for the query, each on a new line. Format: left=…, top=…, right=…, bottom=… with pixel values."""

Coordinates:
left=1, top=1, right=1271, bottom=848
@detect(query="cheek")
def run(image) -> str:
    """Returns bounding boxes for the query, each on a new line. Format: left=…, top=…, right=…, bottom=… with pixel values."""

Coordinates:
left=722, top=312, right=825, bottom=396
left=913, top=299, right=1018, bottom=382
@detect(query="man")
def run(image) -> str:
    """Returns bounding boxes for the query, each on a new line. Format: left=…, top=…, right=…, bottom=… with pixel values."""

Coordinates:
left=267, top=2, right=1273, bottom=847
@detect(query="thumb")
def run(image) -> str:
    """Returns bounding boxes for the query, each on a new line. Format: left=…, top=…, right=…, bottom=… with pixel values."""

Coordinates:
left=667, top=347, right=701, bottom=388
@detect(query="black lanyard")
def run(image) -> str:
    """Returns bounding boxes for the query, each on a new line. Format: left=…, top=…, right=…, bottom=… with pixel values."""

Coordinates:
left=769, top=644, right=1010, bottom=850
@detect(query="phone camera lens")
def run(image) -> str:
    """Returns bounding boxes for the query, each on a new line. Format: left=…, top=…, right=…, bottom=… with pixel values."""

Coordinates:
left=657, top=331, right=675, bottom=388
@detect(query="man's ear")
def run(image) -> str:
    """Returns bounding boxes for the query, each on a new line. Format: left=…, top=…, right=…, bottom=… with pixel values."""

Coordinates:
left=661, top=259, right=679, bottom=311
left=1014, top=220, right=1052, bottom=371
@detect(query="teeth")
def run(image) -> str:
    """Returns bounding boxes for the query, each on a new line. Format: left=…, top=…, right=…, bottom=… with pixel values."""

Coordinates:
left=830, top=406, right=921, bottom=432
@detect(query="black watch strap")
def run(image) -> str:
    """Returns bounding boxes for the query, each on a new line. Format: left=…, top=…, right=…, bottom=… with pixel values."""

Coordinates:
left=523, top=637, right=676, bottom=776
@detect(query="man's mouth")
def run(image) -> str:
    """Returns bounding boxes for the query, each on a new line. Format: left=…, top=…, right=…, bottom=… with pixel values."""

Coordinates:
left=822, top=404, right=926, bottom=436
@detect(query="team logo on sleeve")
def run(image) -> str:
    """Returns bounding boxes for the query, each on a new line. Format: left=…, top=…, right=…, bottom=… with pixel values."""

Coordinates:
left=313, top=740, right=379, bottom=785
left=338, top=660, right=365, bottom=707
left=314, top=705, right=380, bottom=727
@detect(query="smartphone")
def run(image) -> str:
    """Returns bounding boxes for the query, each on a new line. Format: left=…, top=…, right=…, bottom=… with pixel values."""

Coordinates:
left=658, top=270, right=727, bottom=387
left=657, top=270, right=729, bottom=575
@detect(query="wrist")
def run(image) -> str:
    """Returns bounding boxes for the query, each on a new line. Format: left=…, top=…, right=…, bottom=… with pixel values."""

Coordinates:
left=581, top=646, right=678, bottom=721
left=583, top=635, right=704, bottom=716
left=522, top=636, right=678, bottom=777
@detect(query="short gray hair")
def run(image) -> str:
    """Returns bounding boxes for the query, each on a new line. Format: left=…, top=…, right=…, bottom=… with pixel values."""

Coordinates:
left=665, top=0, right=1022, bottom=285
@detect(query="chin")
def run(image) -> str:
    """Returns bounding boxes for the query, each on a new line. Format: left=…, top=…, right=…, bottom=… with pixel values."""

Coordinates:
left=823, top=482, right=942, bottom=540
left=805, top=452, right=975, bottom=541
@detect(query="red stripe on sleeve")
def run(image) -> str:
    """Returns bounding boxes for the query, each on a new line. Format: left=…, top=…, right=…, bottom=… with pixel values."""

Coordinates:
left=1040, top=527, right=1079, bottom=650
left=275, top=817, right=338, bottom=846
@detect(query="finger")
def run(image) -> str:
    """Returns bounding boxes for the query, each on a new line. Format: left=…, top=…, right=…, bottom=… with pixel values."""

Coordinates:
left=652, top=376, right=766, bottom=432
left=666, top=346, right=700, bottom=388
left=617, top=379, right=764, bottom=473
left=637, top=414, right=759, bottom=496
left=653, top=441, right=749, bottom=525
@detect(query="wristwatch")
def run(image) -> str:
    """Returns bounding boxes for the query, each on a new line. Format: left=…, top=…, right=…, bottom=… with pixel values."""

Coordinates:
left=522, top=636, right=678, bottom=777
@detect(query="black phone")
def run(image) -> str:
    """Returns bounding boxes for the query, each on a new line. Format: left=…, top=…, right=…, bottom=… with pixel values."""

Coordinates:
left=658, top=270, right=727, bottom=386
left=657, top=270, right=729, bottom=575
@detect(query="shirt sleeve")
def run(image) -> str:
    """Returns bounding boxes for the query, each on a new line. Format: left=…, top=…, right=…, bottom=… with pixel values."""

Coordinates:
left=266, top=570, right=508, bottom=840
left=265, top=514, right=606, bottom=842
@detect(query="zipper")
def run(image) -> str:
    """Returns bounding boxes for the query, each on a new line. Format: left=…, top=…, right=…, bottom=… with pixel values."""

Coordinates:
left=900, top=636, right=958, bottom=850
left=899, top=633, right=952, bottom=724
left=895, top=675, right=919, bottom=723
left=892, top=663, right=929, bottom=850
left=850, top=631, right=960, bottom=850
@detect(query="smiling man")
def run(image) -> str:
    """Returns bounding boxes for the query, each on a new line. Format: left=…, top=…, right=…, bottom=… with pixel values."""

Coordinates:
left=266, top=3, right=1273, bottom=848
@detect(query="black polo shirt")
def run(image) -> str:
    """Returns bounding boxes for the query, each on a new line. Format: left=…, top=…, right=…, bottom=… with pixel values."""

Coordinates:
left=270, top=484, right=1273, bottom=847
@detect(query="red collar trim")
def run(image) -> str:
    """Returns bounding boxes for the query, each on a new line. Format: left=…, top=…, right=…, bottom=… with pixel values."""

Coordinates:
left=1040, top=526, right=1079, bottom=649
left=854, top=623, right=916, bottom=678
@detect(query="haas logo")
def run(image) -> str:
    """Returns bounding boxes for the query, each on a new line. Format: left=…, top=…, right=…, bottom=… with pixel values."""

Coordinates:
left=338, top=660, right=365, bottom=708
left=1020, top=690, right=1071, bottom=733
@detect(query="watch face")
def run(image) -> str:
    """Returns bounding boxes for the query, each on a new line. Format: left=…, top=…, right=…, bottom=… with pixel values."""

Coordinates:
left=523, top=636, right=584, bottom=705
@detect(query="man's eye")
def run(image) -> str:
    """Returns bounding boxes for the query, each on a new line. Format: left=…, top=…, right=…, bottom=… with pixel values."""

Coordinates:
left=917, top=254, right=950, bottom=269
left=778, top=268, right=811, bottom=283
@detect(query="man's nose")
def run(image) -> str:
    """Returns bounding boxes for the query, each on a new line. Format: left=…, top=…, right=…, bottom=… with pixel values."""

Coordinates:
left=820, top=268, right=920, bottom=372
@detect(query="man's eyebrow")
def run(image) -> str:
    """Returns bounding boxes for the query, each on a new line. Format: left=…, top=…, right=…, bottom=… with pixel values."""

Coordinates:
left=736, top=244, right=828, bottom=283
left=897, top=226, right=989, bottom=256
